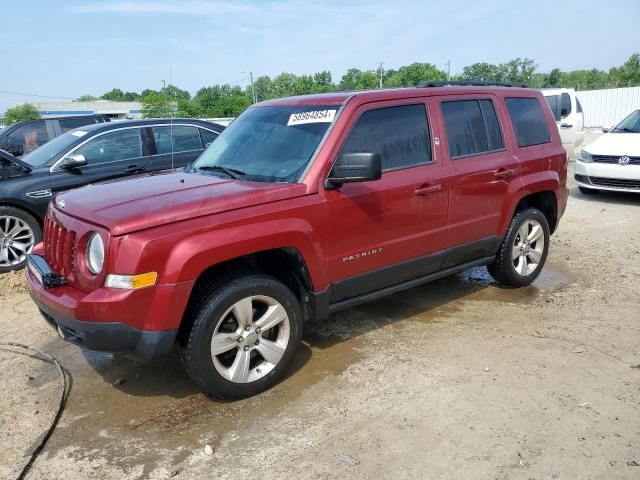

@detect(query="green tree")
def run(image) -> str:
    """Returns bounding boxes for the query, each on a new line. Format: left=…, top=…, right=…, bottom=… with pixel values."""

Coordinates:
left=140, top=91, right=172, bottom=118
left=498, top=57, right=537, bottom=84
left=4, top=104, right=40, bottom=125
left=385, top=62, right=446, bottom=87
left=162, top=84, right=190, bottom=101
left=313, top=71, right=334, bottom=92
left=339, top=68, right=379, bottom=90
left=251, top=75, right=273, bottom=102
left=460, top=62, right=502, bottom=82
left=75, top=94, right=98, bottom=102
left=609, top=53, right=640, bottom=87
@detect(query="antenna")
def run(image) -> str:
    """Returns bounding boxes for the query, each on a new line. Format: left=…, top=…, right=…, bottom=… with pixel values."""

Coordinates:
left=169, top=67, right=174, bottom=171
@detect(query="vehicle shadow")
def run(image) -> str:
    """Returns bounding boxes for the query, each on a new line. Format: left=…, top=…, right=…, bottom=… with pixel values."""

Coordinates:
left=569, top=186, right=640, bottom=205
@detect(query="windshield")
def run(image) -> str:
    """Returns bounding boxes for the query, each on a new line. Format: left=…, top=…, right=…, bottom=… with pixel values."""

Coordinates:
left=192, top=105, right=339, bottom=183
left=20, top=129, right=89, bottom=167
left=612, top=110, right=640, bottom=133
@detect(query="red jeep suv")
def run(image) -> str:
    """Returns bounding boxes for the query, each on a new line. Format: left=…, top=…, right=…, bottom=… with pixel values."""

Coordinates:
left=26, top=83, right=568, bottom=399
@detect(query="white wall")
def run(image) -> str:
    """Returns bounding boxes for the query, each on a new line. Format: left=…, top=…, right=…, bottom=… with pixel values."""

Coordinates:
left=577, top=87, right=640, bottom=128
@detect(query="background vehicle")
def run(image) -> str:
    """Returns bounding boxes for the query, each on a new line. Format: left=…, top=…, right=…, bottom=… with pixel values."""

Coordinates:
left=25, top=85, right=567, bottom=399
left=0, top=115, right=111, bottom=157
left=575, top=109, right=640, bottom=194
left=1, top=119, right=224, bottom=272
left=542, top=88, right=585, bottom=153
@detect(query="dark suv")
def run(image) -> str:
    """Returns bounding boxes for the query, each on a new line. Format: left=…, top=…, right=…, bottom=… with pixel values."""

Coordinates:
left=26, top=84, right=567, bottom=399
left=0, top=118, right=224, bottom=272
left=0, top=115, right=111, bottom=157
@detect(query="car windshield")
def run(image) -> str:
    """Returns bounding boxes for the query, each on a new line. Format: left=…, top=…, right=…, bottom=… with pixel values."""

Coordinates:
left=192, top=105, right=339, bottom=183
left=20, top=129, right=88, bottom=167
left=612, top=110, right=640, bottom=133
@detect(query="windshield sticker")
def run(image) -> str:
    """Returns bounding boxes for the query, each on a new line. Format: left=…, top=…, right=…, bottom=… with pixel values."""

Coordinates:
left=71, top=130, right=88, bottom=137
left=287, top=109, right=336, bottom=126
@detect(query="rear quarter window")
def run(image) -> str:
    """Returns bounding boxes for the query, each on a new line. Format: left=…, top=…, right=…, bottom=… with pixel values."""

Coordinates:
left=505, top=98, right=551, bottom=148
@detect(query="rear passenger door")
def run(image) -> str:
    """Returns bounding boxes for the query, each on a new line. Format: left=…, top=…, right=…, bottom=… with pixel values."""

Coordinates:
left=148, top=124, right=210, bottom=171
left=437, top=95, right=519, bottom=252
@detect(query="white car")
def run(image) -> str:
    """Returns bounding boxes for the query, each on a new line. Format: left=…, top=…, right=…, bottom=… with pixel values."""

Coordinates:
left=542, top=88, right=585, bottom=153
left=575, top=109, right=640, bottom=194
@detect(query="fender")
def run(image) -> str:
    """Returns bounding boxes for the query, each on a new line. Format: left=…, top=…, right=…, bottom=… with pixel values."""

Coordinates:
left=497, top=170, right=560, bottom=235
left=161, top=217, right=328, bottom=290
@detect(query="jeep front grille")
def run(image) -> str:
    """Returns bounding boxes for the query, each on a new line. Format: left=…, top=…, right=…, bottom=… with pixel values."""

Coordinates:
left=43, top=216, right=77, bottom=281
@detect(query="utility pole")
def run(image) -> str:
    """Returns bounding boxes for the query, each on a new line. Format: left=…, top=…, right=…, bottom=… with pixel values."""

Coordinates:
left=379, top=62, right=384, bottom=89
left=250, top=71, right=256, bottom=103
left=446, top=60, right=451, bottom=81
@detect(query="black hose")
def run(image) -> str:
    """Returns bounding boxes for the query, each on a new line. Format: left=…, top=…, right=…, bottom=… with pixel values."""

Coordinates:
left=1, top=342, right=71, bottom=480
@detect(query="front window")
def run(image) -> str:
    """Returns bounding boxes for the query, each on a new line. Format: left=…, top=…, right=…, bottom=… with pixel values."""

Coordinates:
left=192, top=105, right=339, bottom=183
left=612, top=110, right=640, bottom=133
left=20, top=129, right=87, bottom=167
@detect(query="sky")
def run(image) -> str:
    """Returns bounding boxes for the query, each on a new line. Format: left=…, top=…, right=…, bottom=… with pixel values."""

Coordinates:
left=1, top=0, right=639, bottom=113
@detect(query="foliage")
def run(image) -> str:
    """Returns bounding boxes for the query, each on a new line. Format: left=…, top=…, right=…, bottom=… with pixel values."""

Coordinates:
left=75, top=94, right=98, bottom=102
left=64, top=52, right=640, bottom=121
left=4, top=104, right=40, bottom=125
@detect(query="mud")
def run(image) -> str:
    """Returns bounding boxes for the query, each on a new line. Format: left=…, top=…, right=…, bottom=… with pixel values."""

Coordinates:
left=1, top=162, right=639, bottom=479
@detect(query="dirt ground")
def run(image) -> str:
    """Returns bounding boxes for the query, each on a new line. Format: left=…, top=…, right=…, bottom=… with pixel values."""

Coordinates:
left=1, top=161, right=639, bottom=480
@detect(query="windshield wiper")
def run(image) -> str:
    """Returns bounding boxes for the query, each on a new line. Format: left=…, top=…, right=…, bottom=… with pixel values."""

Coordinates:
left=196, top=164, right=246, bottom=180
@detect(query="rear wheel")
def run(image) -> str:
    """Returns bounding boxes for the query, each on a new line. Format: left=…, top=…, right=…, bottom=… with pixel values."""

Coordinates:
left=0, top=206, right=41, bottom=273
left=487, top=208, right=550, bottom=287
left=578, top=186, right=598, bottom=195
left=179, top=274, right=303, bottom=400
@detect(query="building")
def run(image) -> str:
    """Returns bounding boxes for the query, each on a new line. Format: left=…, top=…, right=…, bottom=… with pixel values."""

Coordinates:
left=34, top=100, right=143, bottom=120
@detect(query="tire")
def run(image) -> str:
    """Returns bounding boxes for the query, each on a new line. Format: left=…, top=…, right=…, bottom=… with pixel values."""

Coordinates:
left=578, top=186, right=598, bottom=195
left=487, top=208, right=550, bottom=288
left=0, top=206, right=42, bottom=273
left=179, top=274, right=303, bottom=400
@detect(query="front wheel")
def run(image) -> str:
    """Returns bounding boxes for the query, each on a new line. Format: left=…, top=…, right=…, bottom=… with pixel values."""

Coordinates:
left=179, top=275, right=303, bottom=400
left=487, top=208, right=550, bottom=287
left=0, top=206, right=42, bottom=273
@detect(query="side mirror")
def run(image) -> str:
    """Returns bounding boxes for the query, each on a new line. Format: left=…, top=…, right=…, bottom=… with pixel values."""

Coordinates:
left=601, top=127, right=610, bottom=133
left=327, top=152, right=382, bottom=187
left=58, top=154, right=87, bottom=170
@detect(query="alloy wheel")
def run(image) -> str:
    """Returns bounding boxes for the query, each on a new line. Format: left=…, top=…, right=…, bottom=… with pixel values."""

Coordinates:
left=511, top=219, right=545, bottom=276
left=210, top=295, right=291, bottom=383
left=0, top=216, right=35, bottom=268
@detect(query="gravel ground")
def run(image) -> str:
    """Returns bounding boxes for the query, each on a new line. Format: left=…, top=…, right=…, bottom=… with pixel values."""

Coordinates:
left=1, top=162, right=639, bottom=480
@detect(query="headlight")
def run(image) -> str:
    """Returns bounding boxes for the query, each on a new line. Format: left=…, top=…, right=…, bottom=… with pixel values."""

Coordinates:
left=579, top=150, right=593, bottom=163
left=86, top=233, right=104, bottom=274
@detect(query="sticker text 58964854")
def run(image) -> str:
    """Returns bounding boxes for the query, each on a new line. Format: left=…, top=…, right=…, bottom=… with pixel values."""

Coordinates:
left=287, top=109, right=336, bottom=126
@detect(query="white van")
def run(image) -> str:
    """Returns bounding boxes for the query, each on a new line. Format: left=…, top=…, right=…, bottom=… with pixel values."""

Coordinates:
left=542, top=88, right=585, bottom=153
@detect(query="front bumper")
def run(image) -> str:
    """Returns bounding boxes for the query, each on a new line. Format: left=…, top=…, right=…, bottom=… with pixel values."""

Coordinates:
left=25, top=253, right=189, bottom=361
left=575, top=159, right=640, bottom=193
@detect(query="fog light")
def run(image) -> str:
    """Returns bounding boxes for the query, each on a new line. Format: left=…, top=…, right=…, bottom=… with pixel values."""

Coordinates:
left=105, top=272, right=158, bottom=290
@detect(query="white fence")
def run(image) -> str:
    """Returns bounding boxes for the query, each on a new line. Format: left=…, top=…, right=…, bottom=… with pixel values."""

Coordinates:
left=577, top=86, right=640, bottom=128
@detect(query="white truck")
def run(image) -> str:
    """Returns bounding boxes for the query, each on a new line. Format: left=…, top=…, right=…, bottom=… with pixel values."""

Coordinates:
left=542, top=88, right=585, bottom=155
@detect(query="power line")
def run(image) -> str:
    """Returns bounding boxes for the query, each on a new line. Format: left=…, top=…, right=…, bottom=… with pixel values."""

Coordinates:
left=0, top=89, right=76, bottom=100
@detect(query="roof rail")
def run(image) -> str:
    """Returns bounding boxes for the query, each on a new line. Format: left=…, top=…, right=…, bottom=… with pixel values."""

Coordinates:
left=418, top=80, right=527, bottom=88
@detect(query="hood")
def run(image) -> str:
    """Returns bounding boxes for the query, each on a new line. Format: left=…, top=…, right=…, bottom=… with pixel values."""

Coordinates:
left=583, top=132, right=640, bottom=157
left=55, top=171, right=308, bottom=235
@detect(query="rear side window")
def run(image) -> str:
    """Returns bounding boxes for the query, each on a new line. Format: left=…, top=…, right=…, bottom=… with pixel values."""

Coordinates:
left=441, top=99, right=504, bottom=158
left=505, top=98, right=552, bottom=147
left=544, top=95, right=560, bottom=121
left=341, top=104, right=431, bottom=170
left=59, top=117, right=95, bottom=133
left=199, top=128, right=218, bottom=147
left=151, top=125, right=203, bottom=154
left=560, top=93, right=572, bottom=118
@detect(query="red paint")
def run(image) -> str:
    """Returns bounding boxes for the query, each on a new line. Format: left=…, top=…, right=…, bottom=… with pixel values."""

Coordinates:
left=26, top=86, right=568, bottom=334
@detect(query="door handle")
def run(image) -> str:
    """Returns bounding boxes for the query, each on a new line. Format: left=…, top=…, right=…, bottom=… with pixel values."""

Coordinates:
left=414, top=184, right=442, bottom=196
left=560, top=123, right=573, bottom=128
left=493, top=168, right=515, bottom=179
